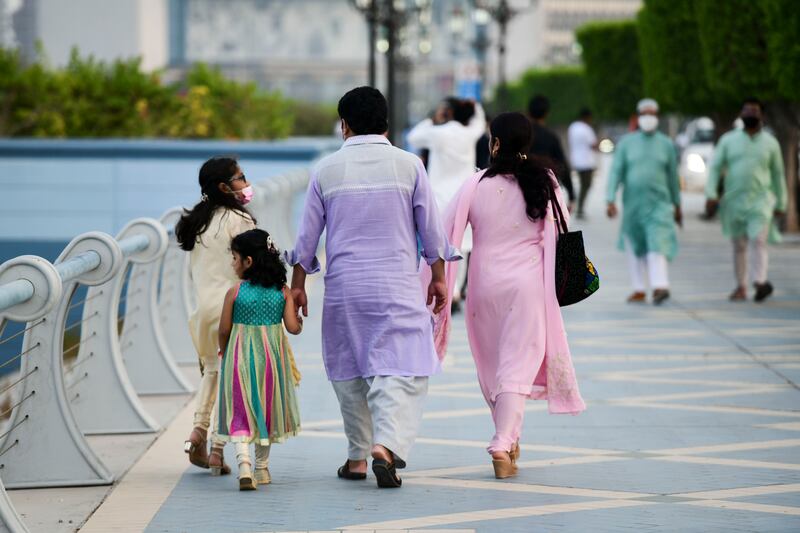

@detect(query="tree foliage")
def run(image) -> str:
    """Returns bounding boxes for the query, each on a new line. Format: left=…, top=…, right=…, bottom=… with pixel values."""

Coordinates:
left=637, top=0, right=730, bottom=116
left=505, top=66, right=590, bottom=126
left=575, top=20, right=643, bottom=121
left=694, top=0, right=776, bottom=103
left=762, top=0, right=800, bottom=103
left=0, top=47, right=336, bottom=139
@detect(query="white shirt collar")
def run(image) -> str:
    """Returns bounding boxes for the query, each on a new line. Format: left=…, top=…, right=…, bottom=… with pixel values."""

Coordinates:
left=343, top=134, right=392, bottom=147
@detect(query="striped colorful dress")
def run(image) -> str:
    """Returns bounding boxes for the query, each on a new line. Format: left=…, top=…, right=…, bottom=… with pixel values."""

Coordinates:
left=216, top=281, right=301, bottom=445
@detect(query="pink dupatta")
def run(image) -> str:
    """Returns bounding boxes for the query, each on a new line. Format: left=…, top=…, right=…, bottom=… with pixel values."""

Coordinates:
left=421, top=170, right=586, bottom=415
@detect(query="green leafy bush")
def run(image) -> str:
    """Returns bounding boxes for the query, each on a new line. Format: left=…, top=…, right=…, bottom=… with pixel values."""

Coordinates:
left=0, top=48, right=338, bottom=140
left=505, top=66, right=590, bottom=126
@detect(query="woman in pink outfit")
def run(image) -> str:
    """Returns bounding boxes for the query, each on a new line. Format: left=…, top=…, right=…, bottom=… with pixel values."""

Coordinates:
left=430, top=112, right=585, bottom=479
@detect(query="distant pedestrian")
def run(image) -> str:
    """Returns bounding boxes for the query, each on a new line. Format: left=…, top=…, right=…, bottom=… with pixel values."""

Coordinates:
left=287, top=87, right=459, bottom=488
left=407, top=97, right=485, bottom=311
left=215, top=229, right=302, bottom=490
left=705, top=97, right=787, bottom=302
left=429, top=112, right=585, bottom=480
left=606, top=99, right=681, bottom=305
left=527, top=95, right=575, bottom=210
left=568, top=108, right=599, bottom=218
left=176, top=156, right=257, bottom=476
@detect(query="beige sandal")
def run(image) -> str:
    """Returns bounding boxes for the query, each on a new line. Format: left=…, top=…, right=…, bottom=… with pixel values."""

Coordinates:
left=184, top=427, right=208, bottom=469
left=254, top=467, right=271, bottom=485
left=491, top=451, right=518, bottom=479
left=238, top=460, right=257, bottom=491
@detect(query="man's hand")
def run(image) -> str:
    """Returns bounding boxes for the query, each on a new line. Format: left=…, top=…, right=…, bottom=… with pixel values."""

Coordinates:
left=427, top=280, right=448, bottom=315
left=291, top=288, right=308, bottom=317
left=674, top=205, right=683, bottom=227
left=705, top=198, right=719, bottom=217
left=606, top=202, right=618, bottom=219
left=774, top=209, right=786, bottom=218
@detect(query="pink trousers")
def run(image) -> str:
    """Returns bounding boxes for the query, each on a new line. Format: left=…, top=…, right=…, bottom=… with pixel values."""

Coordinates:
left=487, top=392, right=526, bottom=454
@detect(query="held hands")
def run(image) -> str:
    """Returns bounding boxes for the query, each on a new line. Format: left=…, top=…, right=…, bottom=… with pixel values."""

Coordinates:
left=674, top=205, right=683, bottom=228
left=427, top=279, right=448, bottom=315
left=291, top=288, right=309, bottom=317
left=606, top=202, right=618, bottom=219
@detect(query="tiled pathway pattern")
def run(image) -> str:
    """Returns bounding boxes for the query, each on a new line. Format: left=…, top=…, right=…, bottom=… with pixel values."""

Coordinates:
left=81, top=186, right=799, bottom=533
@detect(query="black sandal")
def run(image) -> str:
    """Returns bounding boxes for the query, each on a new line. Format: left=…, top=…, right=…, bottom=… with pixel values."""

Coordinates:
left=372, top=458, right=402, bottom=488
left=337, top=460, right=367, bottom=480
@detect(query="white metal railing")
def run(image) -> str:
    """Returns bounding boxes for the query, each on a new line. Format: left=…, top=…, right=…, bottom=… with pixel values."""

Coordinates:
left=0, top=168, right=310, bottom=533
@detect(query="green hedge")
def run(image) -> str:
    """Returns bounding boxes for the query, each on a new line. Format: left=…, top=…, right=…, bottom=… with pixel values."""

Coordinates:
left=505, top=66, right=590, bottom=126
left=637, top=0, right=731, bottom=116
left=0, top=47, right=337, bottom=139
left=576, top=20, right=643, bottom=121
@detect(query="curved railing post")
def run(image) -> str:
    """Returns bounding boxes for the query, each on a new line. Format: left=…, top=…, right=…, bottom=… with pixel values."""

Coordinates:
left=157, top=208, right=197, bottom=366
left=0, top=473, right=28, bottom=533
left=65, top=231, right=162, bottom=435
left=118, top=218, right=193, bottom=395
left=0, top=237, right=116, bottom=488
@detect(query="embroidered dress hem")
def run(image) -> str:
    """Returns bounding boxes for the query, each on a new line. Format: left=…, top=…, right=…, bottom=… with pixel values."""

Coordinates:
left=217, top=319, right=301, bottom=445
left=214, top=428, right=301, bottom=446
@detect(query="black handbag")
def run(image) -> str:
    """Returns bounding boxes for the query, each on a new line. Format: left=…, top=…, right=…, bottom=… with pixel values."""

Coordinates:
left=549, top=184, right=599, bottom=306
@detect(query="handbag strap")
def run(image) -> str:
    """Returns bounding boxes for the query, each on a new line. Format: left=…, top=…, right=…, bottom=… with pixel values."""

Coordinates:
left=548, top=178, right=569, bottom=235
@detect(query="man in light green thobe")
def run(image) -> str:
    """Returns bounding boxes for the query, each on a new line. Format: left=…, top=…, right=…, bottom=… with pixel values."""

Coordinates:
left=705, top=97, right=787, bottom=302
left=607, top=99, right=681, bottom=305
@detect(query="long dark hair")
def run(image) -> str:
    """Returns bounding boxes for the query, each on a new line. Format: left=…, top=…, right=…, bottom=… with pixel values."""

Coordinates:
left=230, top=229, right=287, bottom=289
left=175, top=156, right=255, bottom=251
left=483, top=112, right=551, bottom=221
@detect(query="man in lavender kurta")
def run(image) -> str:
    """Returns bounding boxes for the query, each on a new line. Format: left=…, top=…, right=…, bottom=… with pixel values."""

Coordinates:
left=286, top=87, right=459, bottom=488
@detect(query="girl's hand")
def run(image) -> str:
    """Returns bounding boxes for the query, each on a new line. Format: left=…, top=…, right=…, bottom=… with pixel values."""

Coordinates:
left=291, top=288, right=309, bottom=317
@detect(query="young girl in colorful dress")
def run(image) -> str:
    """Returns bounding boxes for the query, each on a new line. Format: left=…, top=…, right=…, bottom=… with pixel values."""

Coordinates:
left=177, top=156, right=256, bottom=475
left=216, top=229, right=303, bottom=490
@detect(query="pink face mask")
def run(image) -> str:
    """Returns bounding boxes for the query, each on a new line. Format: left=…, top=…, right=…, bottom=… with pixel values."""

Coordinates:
left=237, top=186, right=254, bottom=205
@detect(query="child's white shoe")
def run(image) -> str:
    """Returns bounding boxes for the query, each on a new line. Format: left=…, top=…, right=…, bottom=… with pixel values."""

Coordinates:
left=254, top=467, right=271, bottom=485
left=238, top=461, right=256, bottom=491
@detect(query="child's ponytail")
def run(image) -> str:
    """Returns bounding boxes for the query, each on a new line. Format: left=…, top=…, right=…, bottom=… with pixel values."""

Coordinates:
left=175, top=156, right=256, bottom=251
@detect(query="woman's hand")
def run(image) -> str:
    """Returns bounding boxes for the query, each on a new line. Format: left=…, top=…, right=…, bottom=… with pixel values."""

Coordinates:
left=606, top=202, right=618, bottom=219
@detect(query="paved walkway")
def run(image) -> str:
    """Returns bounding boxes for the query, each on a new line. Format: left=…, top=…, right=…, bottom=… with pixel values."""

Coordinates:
left=15, top=171, right=800, bottom=532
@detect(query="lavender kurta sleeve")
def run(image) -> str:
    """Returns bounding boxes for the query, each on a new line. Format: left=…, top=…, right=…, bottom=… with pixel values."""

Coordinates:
left=285, top=174, right=324, bottom=274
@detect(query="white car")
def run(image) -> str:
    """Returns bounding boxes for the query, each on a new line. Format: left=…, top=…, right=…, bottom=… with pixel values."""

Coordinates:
left=677, top=117, right=715, bottom=191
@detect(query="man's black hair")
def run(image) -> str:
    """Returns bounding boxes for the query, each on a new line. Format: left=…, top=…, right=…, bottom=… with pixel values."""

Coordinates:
left=527, top=95, right=550, bottom=120
left=742, top=96, right=763, bottom=110
left=453, top=100, right=476, bottom=126
left=579, top=107, right=592, bottom=119
left=338, top=86, right=389, bottom=135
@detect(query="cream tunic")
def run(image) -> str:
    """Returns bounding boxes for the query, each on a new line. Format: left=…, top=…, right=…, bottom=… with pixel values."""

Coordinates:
left=188, top=208, right=256, bottom=362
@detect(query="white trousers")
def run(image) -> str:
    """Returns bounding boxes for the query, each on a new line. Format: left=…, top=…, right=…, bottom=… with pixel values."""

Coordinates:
left=193, top=352, right=226, bottom=447
left=733, top=228, right=768, bottom=287
left=625, top=239, right=669, bottom=291
left=234, top=442, right=271, bottom=469
left=331, top=375, right=429, bottom=468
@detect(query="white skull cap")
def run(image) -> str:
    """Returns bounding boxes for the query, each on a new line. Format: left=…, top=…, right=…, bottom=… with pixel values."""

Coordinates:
left=637, top=98, right=659, bottom=114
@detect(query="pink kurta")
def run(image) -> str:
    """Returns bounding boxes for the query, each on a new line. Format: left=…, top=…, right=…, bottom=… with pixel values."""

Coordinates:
left=425, top=170, right=585, bottom=415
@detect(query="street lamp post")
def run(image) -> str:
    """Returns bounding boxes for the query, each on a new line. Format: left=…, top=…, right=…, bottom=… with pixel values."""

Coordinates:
left=350, top=0, right=429, bottom=144
left=472, top=0, right=534, bottom=110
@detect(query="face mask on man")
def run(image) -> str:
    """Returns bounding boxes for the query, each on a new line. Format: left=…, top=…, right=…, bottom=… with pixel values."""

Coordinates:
left=638, top=115, right=659, bottom=133
left=742, top=115, right=761, bottom=129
